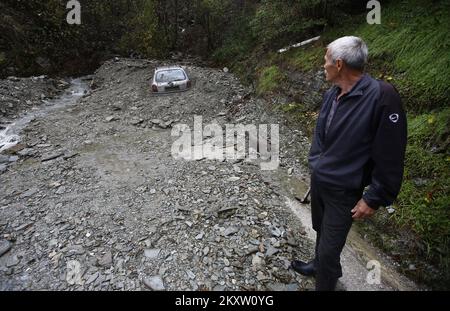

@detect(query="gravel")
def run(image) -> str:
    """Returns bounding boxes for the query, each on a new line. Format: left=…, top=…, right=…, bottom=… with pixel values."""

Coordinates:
left=0, top=58, right=315, bottom=290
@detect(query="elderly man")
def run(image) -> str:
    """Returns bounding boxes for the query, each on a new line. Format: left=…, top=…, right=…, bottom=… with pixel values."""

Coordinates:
left=291, top=36, right=407, bottom=290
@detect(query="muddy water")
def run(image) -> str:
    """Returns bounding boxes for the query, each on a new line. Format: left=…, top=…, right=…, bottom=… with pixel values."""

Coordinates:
left=0, top=78, right=90, bottom=152
left=268, top=168, right=420, bottom=290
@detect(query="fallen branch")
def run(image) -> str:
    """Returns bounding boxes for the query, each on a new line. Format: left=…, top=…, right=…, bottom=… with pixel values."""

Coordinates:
left=277, top=36, right=321, bottom=54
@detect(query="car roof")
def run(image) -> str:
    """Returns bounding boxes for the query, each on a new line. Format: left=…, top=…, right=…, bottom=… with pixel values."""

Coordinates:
left=155, top=66, right=185, bottom=72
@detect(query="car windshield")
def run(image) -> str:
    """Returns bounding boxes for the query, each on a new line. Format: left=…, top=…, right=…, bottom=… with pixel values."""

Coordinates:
left=155, top=69, right=186, bottom=83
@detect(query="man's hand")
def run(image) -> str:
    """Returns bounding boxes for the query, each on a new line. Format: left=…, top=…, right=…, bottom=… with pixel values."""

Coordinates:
left=351, top=198, right=376, bottom=220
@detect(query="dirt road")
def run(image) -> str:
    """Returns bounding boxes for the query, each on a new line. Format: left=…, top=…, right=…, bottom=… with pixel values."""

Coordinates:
left=0, top=59, right=418, bottom=291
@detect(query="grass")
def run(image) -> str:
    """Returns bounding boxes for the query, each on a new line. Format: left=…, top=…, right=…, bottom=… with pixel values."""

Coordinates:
left=321, top=0, right=450, bottom=112
left=256, top=65, right=285, bottom=95
left=275, top=102, right=318, bottom=138
left=396, top=109, right=450, bottom=253
left=285, top=44, right=324, bottom=72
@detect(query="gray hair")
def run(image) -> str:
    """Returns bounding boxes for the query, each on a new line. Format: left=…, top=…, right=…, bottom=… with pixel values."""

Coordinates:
left=327, top=36, right=368, bottom=71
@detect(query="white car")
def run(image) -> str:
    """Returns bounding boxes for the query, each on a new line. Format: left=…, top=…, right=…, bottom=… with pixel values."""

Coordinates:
left=151, top=66, right=191, bottom=93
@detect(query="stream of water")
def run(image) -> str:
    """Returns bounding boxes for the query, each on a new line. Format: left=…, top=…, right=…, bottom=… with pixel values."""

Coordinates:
left=0, top=77, right=90, bottom=153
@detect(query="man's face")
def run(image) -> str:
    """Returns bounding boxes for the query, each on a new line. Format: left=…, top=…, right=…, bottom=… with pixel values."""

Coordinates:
left=323, top=49, right=339, bottom=82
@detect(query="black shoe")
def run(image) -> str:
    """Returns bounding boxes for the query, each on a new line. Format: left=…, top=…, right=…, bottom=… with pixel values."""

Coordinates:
left=315, top=275, right=338, bottom=291
left=290, top=260, right=316, bottom=277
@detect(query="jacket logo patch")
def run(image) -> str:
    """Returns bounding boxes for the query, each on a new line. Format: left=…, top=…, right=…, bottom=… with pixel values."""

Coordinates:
left=389, top=113, right=399, bottom=123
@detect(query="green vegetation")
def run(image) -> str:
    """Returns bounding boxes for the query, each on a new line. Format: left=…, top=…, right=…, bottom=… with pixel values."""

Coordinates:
left=320, top=0, right=450, bottom=112
left=213, top=0, right=449, bottom=289
left=256, top=66, right=285, bottom=95
left=286, top=45, right=325, bottom=72
left=399, top=109, right=450, bottom=247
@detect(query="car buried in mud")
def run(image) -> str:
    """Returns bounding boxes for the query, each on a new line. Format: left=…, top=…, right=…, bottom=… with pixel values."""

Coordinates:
left=151, top=66, right=191, bottom=94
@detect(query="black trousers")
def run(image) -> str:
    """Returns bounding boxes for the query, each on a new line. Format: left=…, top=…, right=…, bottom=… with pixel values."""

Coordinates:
left=310, top=173, right=363, bottom=290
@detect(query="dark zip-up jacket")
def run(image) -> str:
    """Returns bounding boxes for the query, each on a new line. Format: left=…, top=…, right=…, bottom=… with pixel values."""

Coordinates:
left=309, top=74, right=407, bottom=209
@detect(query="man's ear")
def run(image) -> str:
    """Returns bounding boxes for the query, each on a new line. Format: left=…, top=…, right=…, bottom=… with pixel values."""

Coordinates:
left=336, top=59, right=343, bottom=71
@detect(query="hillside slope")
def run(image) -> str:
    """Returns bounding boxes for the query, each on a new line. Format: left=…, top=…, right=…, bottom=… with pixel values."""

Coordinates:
left=218, top=0, right=449, bottom=289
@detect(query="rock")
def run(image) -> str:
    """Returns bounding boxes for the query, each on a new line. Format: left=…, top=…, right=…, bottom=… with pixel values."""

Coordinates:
left=8, top=155, right=19, bottom=162
left=233, top=165, right=243, bottom=173
left=41, top=152, right=64, bottom=162
left=195, top=232, right=204, bottom=240
left=98, top=251, right=113, bottom=266
left=144, top=249, right=161, bottom=259
left=14, top=222, right=34, bottom=231
left=57, top=80, right=70, bottom=88
left=286, top=283, right=300, bottom=291
left=136, top=185, right=148, bottom=193
left=213, top=284, right=226, bottom=291
left=267, top=282, right=290, bottom=291
left=0, top=164, right=7, bottom=173
left=48, top=239, right=58, bottom=248
left=266, top=246, right=280, bottom=257
left=66, top=260, right=83, bottom=285
left=256, top=271, right=267, bottom=281
left=3, top=143, right=26, bottom=154
left=163, top=120, right=174, bottom=128
left=130, top=118, right=144, bottom=125
left=287, top=236, right=297, bottom=246
left=223, top=258, right=230, bottom=266
left=85, top=272, right=100, bottom=285
left=17, top=148, right=34, bottom=157
left=203, top=246, right=210, bottom=256
left=413, top=178, right=428, bottom=187
left=105, top=116, right=117, bottom=122
left=245, top=246, right=259, bottom=256
left=386, top=206, right=396, bottom=214
left=287, top=168, right=293, bottom=175
left=20, top=188, right=38, bottom=199
left=149, top=188, right=157, bottom=194
left=158, top=267, right=167, bottom=277
left=0, top=155, right=9, bottom=164
left=257, top=212, right=268, bottom=220
left=6, top=255, right=20, bottom=267
left=56, top=186, right=66, bottom=194
left=144, top=276, right=165, bottom=291
left=269, top=226, right=282, bottom=237
left=218, top=206, right=238, bottom=215
left=150, top=119, right=164, bottom=127
left=185, top=270, right=196, bottom=280
left=65, top=244, right=85, bottom=256
left=223, top=227, right=239, bottom=237
left=252, top=255, right=264, bottom=267
left=259, top=243, right=265, bottom=253
left=227, top=176, right=240, bottom=182
left=7, top=76, right=20, bottom=82
left=0, top=240, right=12, bottom=257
